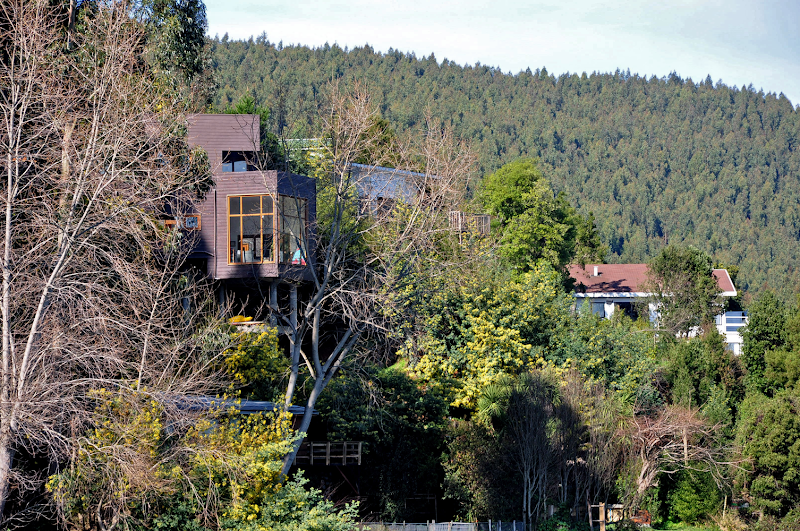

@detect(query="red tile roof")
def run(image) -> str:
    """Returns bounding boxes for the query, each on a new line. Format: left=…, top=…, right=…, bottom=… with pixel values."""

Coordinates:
left=569, top=264, right=736, bottom=296
left=569, top=264, right=649, bottom=293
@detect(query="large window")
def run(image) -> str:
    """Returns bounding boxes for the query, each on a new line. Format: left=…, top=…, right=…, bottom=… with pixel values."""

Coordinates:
left=228, top=195, right=275, bottom=264
left=279, top=196, right=307, bottom=264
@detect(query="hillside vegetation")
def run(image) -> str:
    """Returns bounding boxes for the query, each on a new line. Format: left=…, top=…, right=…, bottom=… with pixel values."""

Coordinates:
left=210, top=36, right=800, bottom=295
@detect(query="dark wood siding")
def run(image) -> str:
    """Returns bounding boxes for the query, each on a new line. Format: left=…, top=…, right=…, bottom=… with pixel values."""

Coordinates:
left=208, top=171, right=278, bottom=280
left=187, top=114, right=260, bottom=171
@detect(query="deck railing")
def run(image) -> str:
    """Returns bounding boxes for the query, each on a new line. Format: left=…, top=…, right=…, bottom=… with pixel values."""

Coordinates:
left=295, top=441, right=362, bottom=465
left=449, top=211, right=490, bottom=236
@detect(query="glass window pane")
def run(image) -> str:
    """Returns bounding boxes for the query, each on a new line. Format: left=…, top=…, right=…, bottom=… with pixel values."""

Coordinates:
left=288, top=217, right=303, bottom=244
left=242, top=215, right=260, bottom=236
left=284, top=197, right=295, bottom=219
left=283, top=197, right=306, bottom=219
left=253, top=233, right=261, bottom=261
left=262, top=196, right=273, bottom=213
left=243, top=196, right=260, bottom=214
left=229, top=196, right=240, bottom=215
left=277, top=196, right=307, bottom=264
left=229, top=217, right=241, bottom=263
left=242, top=215, right=261, bottom=263
left=280, top=233, right=290, bottom=263
left=263, top=215, right=274, bottom=261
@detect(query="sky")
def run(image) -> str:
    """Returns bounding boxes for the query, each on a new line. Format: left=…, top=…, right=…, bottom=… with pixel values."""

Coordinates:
left=204, top=0, right=800, bottom=106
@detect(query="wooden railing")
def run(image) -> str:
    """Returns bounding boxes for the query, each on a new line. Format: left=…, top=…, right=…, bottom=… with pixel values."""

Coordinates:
left=449, top=211, right=490, bottom=236
left=295, top=441, right=362, bottom=465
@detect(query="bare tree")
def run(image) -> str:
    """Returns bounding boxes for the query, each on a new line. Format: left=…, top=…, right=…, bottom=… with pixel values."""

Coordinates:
left=559, top=376, right=628, bottom=527
left=0, top=0, right=229, bottom=523
left=274, top=84, right=475, bottom=476
left=623, top=404, right=735, bottom=509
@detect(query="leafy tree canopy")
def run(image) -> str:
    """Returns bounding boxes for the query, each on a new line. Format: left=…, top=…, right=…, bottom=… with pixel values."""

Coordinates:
left=742, top=291, right=787, bottom=387
left=736, top=390, right=800, bottom=518
left=646, top=245, right=722, bottom=335
left=138, top=0, right=208, bottom=83
left=477, top=159, right=605, bottom=273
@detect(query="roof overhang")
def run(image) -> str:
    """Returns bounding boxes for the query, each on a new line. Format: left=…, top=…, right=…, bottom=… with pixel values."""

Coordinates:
left=574, top=292, right=652, bottom=298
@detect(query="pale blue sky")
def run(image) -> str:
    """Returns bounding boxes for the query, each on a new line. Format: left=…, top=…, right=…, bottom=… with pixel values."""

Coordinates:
left=205, top=0, right=800, bottom=106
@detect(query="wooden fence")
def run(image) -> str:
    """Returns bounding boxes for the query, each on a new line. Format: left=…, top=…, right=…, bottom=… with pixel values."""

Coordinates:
left=358, top=521, right=525, bottom=531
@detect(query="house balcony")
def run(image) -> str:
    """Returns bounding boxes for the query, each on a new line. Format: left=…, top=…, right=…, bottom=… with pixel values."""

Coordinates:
left=715, top=311, right=748, bottom=355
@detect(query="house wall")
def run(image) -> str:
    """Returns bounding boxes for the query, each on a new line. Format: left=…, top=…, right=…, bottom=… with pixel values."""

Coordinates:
left=187, top=114, right=260, bottom=170
left=715, top=311, right=748, bottom=355
left=575, top=294, right=747, bottom=354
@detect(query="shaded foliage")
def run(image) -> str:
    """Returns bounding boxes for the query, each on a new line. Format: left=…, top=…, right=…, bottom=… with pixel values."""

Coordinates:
left=316, top=364, right=449, bottom=521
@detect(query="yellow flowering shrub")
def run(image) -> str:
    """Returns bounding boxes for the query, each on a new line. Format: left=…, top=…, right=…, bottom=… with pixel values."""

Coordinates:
left=224, top=328, right=288, bottom=400
left=409, top=263, right=572, bottom=409
left=46, top=389, right=306, bottom=530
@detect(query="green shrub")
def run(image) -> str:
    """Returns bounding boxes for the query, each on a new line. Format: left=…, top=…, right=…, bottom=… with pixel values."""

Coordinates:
left=668, top=468, right=721, bottom=523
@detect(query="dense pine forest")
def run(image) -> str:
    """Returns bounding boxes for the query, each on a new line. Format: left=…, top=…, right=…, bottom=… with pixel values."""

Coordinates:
left=210, top=35, right=800, bottom=296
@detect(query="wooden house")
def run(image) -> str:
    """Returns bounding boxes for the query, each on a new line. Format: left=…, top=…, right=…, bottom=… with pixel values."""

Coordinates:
left=184, top=114, right=316, bottom=285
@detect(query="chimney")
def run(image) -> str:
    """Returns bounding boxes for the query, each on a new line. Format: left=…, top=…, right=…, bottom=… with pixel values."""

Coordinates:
left=593, top=266, right=599, bottom=277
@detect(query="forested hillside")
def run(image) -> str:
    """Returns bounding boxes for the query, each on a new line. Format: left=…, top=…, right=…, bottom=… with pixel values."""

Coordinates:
left=210, top=35, right=800, bottom=295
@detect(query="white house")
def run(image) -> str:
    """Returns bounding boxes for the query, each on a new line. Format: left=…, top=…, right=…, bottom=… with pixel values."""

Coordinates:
left=568, top=264, right=747, bottom=354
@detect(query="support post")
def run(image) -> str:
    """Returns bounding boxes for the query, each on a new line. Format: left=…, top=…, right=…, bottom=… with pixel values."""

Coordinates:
left=599, top=503, right=606, bottom=531
left=290, top=284, right=297, bottom=332
left=269, top=281, right=278, bottom=326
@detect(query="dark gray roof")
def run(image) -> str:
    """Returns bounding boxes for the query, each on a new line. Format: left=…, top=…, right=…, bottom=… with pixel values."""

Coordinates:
left=350, top=163, right=424, bottom=203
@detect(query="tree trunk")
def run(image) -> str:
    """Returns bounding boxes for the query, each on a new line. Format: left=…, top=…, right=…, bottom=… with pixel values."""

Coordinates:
left=280, top=377, right=323, bottom=477
left=279, top=324, right=357, bottom=478
left=284, top=285, right=299, bottom=407
left=0, top=441, right=13, bottom=519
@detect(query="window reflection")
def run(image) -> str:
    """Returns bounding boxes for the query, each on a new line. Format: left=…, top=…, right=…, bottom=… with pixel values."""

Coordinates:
left=279, top=196, right=307, bottom=265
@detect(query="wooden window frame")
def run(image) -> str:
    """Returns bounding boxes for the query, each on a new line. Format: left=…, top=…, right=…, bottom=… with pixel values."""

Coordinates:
left=227, top=194, right=277, bottom=265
